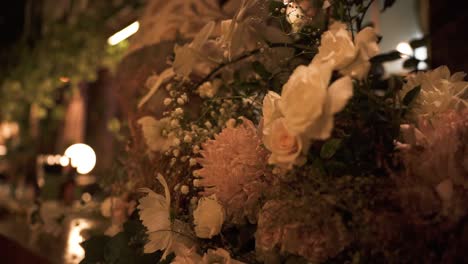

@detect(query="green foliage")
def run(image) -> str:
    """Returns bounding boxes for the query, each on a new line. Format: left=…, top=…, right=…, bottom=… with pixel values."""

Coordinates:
left=402, top=85, right=421, bottom=107
left=0, top=2, right=133, bottom=123
left=320, top=138, right=343, bottom=159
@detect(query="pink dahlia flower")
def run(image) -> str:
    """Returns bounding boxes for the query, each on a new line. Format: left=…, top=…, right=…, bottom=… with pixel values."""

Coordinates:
left=196, top=119, right=269, bottom=223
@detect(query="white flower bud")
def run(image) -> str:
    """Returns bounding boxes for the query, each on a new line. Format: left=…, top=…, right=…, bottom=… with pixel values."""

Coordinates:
left=172, top=149, right=180, bottom=157
left=174, top=108, right=184, bottom=115
left=180, top=185, right=190, bottom=195
left=193, top=178, right=201, bottom=187
left=163, top=98, right=172, bottom=106
left=193, top=145, right=200, bottom=154
left=226, top=118, right=236, bottom=128
left=170, top=119, right=180, bottom=128
left=183, top=134, right=192, bottom=143
left=177, top=98, right=185, bottom=105
left=189, top=158, right=197, bottom=167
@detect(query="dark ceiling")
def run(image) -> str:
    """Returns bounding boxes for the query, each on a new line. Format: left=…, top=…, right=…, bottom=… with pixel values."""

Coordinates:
left=0, top=0, right=25, bottom=47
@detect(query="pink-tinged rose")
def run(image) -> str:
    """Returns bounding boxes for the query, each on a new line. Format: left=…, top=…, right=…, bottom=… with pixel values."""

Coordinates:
left=263, top=118, right=305, bottom=169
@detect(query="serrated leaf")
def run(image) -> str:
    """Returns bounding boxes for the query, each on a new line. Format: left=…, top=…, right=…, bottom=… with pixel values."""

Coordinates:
left=402, top=85, right=421, bottom=106
left=320, top=139, right=343, bottom=159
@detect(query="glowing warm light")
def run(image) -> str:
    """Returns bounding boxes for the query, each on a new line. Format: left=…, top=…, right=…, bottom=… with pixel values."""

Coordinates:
left=418, top=61, right=429, bottom=70
left=60, top=156, right=70, bottom=167
left=0, top=145, right=6, bottom=156
left=0, top=122, right=19, bottom=139
left=66, top=219, right=91, bottom=263
left=414, top=46, right=428, bottom=61
left=46, top=155, right=55, bottom=165
left=81, top=192, right=92, bottom=203
left=60, top=77, right=70, bottom=83
left=396, top=42, right=413, bottom=57
left=64, top=144, right=96, bottom=174
left=107, top=21, right=139, bottom=46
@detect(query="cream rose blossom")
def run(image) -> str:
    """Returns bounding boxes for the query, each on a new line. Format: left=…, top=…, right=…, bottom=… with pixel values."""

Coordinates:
left=312, top=22, right=356, bottom=69
left=262, top=62, right=353, bottom=169
left=280, top=62, right=333, bottom=135
left=313, top=21, right=379, bottom=80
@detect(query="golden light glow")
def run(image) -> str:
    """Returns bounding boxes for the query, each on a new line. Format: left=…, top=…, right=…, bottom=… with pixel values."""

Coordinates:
left=60, top=156, right=70, bottom=167
left=0, top=145, right=6, bottom=156
left=107, top=21, right=139, bottom=46
left=396, top=42, right=413, bottom=57
left=65, top=219, right=91, bottom=263
left=64, top=144, right=96, bottom=174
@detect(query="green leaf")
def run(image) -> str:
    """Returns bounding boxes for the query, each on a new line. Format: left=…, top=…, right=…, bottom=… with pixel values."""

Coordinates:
left=370, top=51, right=401, bottom=63
left=382, top=0, right=396, bottom=11
left=252, top=61, right=271, bottom=80
left=403, top=58, right=419, bottom=69
left=409, top=36, right=427, bottom=49
left=402, top=85, right=421, bottom=106
left=320, top=139, right=343, bottom=159
left=311, top=158, right=326, bottom=177
left=80, top=235, right=110, bottom=263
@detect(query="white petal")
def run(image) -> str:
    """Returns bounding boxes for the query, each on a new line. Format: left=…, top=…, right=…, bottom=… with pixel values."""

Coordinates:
left=327, top=76, right=353, bottom=114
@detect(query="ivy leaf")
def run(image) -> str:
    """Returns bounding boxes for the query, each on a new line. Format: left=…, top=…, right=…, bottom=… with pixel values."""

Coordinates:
left=320, top=139, right=343, bottom=159
left=252, top=61, right=271, bottom=80
left=402, top=85, right=421, bottom=106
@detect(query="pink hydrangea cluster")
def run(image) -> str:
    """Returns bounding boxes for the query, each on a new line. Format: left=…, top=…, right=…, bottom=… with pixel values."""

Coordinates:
left=195, top=119, right=269, bottom=223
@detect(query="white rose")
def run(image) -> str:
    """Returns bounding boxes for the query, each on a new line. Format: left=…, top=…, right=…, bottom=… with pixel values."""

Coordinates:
left=306, top=76, right=354, bottom=139
left=280, top=62, right=333, bottom=135
left=312, top=22, right=357, bottom=70
left=263, top=117, right=305, bottom=169
left=340, top=27, right=380, bottom=80
left=193, top=196, right=225, bottom=239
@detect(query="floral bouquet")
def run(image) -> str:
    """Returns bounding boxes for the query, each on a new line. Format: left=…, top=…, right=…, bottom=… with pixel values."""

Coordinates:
left=83, top=0, right=468, bottom=263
